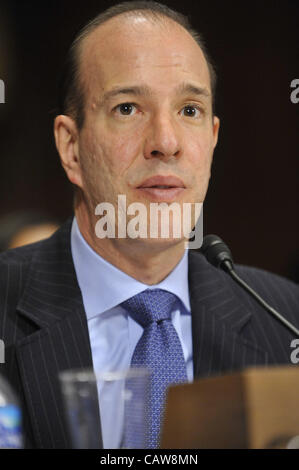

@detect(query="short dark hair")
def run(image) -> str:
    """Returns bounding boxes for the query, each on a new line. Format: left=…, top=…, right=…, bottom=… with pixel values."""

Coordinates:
left=58, top=1, right=217, bottom=129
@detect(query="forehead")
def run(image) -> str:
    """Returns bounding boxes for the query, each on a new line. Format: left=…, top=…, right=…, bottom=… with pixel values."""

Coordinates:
left=79, top=14, right=211, bottom=99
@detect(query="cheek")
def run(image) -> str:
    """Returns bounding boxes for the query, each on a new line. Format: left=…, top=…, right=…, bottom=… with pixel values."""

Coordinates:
left=186, top=135, right=213, bottom=173
left=98, top=134, right=141, bottom=174
left=80, top=127, right=142, bottom=199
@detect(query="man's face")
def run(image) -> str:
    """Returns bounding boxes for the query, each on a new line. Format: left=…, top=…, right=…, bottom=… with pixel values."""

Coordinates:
left=75, top=15, right=219, bottom=241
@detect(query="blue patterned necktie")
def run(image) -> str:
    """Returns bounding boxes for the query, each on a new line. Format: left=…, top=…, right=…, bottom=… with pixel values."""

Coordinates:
left=121, top=288, right=188, bottom=448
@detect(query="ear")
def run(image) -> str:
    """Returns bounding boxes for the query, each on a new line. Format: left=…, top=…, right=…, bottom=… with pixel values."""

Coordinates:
left=212, top=115, right=220, bottom=149
left=54, top=115, right=83, bottom=188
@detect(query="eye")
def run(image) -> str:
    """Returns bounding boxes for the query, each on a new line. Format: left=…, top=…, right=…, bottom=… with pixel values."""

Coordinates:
left=114, top=103, right=137, bottom=115
left=181, top=104, right=202, bottom=118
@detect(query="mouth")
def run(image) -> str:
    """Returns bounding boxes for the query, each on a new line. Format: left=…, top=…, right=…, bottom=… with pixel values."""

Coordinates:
left=135, top=175, right=186, bottom=201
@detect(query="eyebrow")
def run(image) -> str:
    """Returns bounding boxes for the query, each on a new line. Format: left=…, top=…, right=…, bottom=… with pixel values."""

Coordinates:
left=98, top=82, right=211, bottom=106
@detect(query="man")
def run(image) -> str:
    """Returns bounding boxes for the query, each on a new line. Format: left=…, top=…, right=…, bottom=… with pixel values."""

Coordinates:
left=0, top=1, right=298, bottom=449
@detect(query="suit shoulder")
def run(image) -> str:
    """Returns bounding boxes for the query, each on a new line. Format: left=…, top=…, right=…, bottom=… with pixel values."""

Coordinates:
left=229, top=263, right=299, bottom=322
left=190, top=249, right=298, bottom=293
left=0, top=240, right=43, bottom=267
left=189, top=250, right=299, bottom=317
left=0, top=240, right=46, bottom=296
left=235, top=263, right=299, bottom=295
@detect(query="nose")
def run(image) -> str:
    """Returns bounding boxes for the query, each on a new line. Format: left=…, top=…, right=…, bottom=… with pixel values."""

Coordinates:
left=143, top=112, right=181, bottom=161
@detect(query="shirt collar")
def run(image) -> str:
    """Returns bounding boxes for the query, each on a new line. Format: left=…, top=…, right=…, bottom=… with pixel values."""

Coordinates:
left=71, top=216, right=191, bottom=320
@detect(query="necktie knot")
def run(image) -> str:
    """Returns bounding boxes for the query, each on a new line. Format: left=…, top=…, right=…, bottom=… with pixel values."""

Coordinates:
left=121, top=288, right=178, bottom=327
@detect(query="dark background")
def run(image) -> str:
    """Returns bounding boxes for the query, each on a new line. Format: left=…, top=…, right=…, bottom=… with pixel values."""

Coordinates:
left=0, top=0, right=298, bottom=280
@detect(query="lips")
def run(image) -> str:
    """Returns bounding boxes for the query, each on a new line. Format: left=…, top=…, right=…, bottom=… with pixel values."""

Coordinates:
left=135, top=175, right=186, bottom=202
left=137, top=175, right=185, bottom=189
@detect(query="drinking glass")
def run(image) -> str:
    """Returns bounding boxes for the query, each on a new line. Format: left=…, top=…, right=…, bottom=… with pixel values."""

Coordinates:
left=59, top=367, right=150, bottom=449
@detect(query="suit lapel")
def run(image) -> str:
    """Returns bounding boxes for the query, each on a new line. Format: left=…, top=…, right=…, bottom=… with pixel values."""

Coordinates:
left=15, top=218, right=102, bottom=448
left=188, top=250, right=268, bottom=379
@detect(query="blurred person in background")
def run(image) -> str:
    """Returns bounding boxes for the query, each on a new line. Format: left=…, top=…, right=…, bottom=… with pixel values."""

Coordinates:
left=0, top=211, right=60, bottom=251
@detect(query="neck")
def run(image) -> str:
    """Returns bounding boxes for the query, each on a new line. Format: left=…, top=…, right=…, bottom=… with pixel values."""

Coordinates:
left=75, top=204, right=187, bottom=285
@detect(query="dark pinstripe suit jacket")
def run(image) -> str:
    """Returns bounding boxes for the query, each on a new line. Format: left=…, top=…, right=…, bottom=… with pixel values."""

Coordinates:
left=0, top=217, right=298, bottom=448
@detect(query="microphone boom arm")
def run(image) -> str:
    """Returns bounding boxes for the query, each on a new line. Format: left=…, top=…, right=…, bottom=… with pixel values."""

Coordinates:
left=200, top=234, right=299, bottom=338
left=223, top=260, right=299, bottom=337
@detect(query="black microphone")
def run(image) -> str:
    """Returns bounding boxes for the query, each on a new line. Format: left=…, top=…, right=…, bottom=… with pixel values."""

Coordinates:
left=200, top=234, right=299, bottom=337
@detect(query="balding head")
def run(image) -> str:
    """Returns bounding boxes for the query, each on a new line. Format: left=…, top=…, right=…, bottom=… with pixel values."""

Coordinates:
left=79, top=14, right=212, bottom=129
left=58, top=1, right=217, bottom=129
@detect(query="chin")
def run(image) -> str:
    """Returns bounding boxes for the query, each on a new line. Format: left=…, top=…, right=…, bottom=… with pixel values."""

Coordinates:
left=125, top=235, right=187, bottom=252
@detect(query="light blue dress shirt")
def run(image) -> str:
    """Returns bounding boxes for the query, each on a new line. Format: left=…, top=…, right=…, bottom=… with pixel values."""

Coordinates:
left=71, top=216, right=194, bottom=448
